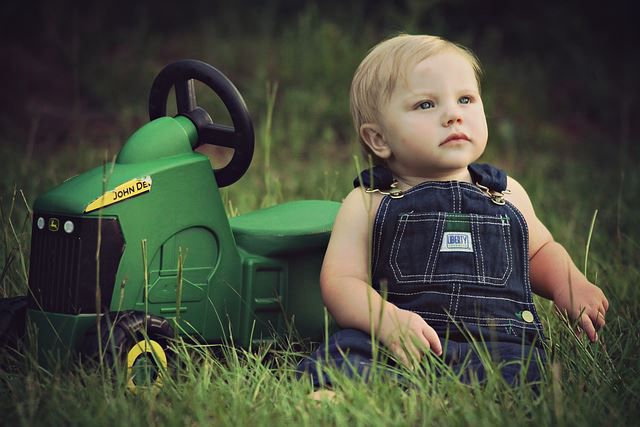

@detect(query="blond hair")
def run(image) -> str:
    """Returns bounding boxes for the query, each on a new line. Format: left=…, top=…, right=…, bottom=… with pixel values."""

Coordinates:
left=350, top=34, right=482, bottom=163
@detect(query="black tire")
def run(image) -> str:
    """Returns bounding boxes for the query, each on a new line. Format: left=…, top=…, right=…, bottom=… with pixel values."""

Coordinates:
left=81, top=311, right=175, bottom=391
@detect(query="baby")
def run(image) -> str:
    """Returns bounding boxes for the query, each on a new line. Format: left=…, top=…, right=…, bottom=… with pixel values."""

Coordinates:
left=299, top=34, right=608, bottom=392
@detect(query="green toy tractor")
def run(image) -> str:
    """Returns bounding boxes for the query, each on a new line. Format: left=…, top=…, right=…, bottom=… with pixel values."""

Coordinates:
left=3, top=60, right=339, bottom=388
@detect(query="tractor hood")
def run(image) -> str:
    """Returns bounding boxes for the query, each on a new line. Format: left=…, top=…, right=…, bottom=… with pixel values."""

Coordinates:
left=34, top=116, right=199, bottom=215
left=33, top=153, right=203, bottom=215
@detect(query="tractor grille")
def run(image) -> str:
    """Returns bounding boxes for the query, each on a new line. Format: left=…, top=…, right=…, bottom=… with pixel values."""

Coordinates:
left=28, top=214, right=125, bottom=314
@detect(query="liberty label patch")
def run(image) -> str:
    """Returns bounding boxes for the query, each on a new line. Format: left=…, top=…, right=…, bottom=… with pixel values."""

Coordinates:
left=440, top=231, right=474, bottom=252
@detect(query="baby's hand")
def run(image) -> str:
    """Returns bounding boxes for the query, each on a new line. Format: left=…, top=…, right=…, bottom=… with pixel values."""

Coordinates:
left=553, top=281, right=609, bottom=342
left=378, top=306, right=442, bottom=367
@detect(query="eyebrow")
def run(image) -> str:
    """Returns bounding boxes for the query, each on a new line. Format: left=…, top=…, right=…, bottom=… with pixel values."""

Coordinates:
left=406, top=88, right=480, bottom=98
left=406, top=91, right=437, bottom=100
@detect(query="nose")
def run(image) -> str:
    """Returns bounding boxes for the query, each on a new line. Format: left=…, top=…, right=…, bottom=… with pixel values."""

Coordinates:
left=441, top=104, right=463, bottom=127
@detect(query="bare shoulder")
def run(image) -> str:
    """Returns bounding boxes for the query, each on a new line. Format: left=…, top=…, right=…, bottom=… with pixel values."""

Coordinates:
left=321, top=188, right=384, bottom=282
left=329, top=187, right=384, bottom=243
left=504, top=176, right=554, bottom=257
left=505, top=176, right=535, bottom=214
left=338, top=187, right=385, bottom=221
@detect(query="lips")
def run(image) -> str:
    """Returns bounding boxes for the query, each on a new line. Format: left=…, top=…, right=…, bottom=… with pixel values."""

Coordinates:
left=440, top=133, right=470, bottom=145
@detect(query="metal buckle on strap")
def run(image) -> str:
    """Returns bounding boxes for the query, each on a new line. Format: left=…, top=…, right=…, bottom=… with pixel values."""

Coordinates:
left=364, top=181, right=404, bottom=199
left=475, top=183, right=511, bottom=205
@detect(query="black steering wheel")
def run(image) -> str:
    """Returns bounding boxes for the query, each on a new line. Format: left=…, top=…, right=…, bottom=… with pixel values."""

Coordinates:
left=148, top=59, right=255, bottom=187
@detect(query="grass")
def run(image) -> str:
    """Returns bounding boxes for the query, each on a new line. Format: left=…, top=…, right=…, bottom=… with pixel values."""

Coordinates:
left=0, top=322, right=635, bottom=426
left=2, top=8, right=640, bottom=425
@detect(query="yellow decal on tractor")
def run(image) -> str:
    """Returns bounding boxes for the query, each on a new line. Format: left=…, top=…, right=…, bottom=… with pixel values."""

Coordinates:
left=85, top=176, right=152, bottom=213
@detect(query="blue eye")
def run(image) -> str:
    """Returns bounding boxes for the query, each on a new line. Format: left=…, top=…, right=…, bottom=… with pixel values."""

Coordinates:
left=459, top=96, right=471, bottom=104
left=418, top=100, right=434, bottom=110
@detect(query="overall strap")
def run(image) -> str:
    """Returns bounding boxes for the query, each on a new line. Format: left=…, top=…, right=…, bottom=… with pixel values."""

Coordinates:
left=353, top=165, right=394, bottom=190
left=353, top=163, right=508, bottom=202
left=353, top=166, right=404, bottom=198
left=468, top=163, right=508, bottom=193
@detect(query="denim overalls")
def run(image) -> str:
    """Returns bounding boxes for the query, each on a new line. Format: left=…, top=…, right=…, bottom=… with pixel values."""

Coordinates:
left=298, top=164, right=546, bottom=387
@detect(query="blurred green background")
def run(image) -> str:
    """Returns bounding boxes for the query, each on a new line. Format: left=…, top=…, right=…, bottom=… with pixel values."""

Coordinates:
left=0, top=0, right=638, bottom=255
left=1, top=0, right=637, bottom=157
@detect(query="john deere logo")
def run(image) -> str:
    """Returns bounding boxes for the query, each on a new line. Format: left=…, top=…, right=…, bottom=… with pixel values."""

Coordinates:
left=48, top=218, right=59, bottom=232
left=84, top=176, right=153, bottom=213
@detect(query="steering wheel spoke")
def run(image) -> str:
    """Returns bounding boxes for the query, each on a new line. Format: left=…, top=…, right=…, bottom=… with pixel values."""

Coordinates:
left=175, top=79, right=197, bottom=114
left=201, top=123, right=237, bottom=148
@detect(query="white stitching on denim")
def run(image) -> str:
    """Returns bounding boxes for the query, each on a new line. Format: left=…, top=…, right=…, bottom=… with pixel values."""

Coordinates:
left=390, top=212, right=512, bottom=284
left=505, top=204, right=529, bottom=292
left=402, top=219, right=507, bottom=225
left=452, top=182, right=456, bottom=213
left=381, top=186, right=517, bottom=289
left=421, top=213, right=434, bottom=280
left=401, top=211, right=508, bottom=223
left=393, top=182, right=471, bottom=205
left=402, top=181, right=489, bottom=197
left=384, top=289, right=530, bottom=305
left=501, top=214, right=514, bottom=287
left=418, top=316, right=540, bottom=330
left=427, top=213, right=443, bottom=282
left=453, top=283, right=461, bottom=316
left=372, top=198, right=391, bottom=277
left=447, top=282, right=454, bottom=314
left=504, top=202, right=540, bottom=315
left=415, top=311, right=540, bottom=325
left=472, top=214, right=485, bottom=285
left=390, top=212, right=409, bottom=283
left=453, top=181, right=458, bottom=213
left=393, top=277, right=500, bottom=284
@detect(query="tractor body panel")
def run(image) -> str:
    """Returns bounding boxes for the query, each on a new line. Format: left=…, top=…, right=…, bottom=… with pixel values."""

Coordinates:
left=230, top=200, right=340, bottom=347
left=28, top=117, right=245, bottom=355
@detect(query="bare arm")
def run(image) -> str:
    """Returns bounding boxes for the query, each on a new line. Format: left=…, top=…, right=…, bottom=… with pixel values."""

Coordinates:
left=320, top=188, right=442, bottom=364
left=506, top=177, right=609, bottom=341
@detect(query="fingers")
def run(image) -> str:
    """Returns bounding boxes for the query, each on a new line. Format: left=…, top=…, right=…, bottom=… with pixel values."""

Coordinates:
left=597, top=288, right=608, bottom=329
left=422, top=325, right=443, bottom=356
left=584, top=300, right=607, bottom=334
left=594, top=309, right=606, bottom=330
left=579, top=313, right=598, bottom=343
left=389, top=340, right=419, bottom=368
left=594, top=288, right=609, bottom=325
left=388, top=342, right=411, bottom=367
left=388, top=326, right=442, bottom=367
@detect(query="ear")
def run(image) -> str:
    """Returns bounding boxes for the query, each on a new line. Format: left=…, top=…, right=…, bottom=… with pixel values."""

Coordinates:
left=360, top=123, right=392, bottom=159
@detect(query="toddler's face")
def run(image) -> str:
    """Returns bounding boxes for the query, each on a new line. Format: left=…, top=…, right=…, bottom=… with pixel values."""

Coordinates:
left=375, top=51, right=488, bottom=179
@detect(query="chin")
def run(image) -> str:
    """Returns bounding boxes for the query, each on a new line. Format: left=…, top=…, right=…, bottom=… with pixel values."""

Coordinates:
left=442, top=152, right=483, bottom=166
left=438, top=158, right=476, bottom=170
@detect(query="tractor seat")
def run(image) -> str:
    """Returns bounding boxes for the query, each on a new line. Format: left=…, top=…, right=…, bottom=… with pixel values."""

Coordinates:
left=229, top=200, right=341, bottom=256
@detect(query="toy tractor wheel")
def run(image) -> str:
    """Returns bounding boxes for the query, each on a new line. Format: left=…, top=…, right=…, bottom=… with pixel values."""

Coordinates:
left=148, top=59, right=255, bottom=187
left=81, top=311, right=174, bottom=392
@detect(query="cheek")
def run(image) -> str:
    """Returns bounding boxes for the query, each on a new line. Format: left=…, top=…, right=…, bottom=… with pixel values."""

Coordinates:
left=472, top=111, right=488, bottom=134
left=479, top=117, right=488, bottom=135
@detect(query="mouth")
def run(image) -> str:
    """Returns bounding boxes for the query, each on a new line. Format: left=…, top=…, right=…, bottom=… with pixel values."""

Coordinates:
left=440, top=133, right=471, bottom=145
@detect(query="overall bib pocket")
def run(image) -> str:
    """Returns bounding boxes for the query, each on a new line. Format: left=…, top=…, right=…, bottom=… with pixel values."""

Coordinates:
left=390, top=212, right=512, bottom=287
